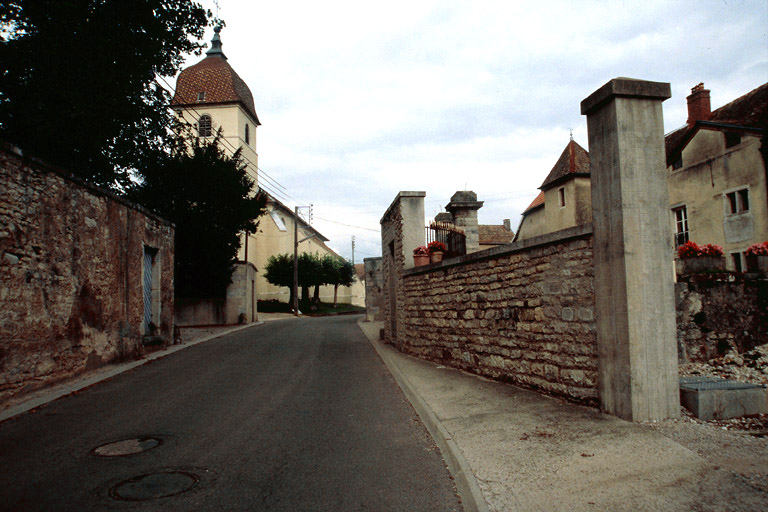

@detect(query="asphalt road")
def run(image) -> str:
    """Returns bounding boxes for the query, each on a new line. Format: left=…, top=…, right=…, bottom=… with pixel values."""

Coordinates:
left=0, top=315, right=461, bottom=511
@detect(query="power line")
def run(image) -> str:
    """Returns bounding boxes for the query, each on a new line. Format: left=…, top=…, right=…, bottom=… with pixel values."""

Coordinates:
left=314, top=217, right=380, bottom=232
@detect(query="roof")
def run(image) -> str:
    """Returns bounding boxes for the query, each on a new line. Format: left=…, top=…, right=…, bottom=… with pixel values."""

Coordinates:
left=523, top=191, right=545, bottom=214
left=264, top=191, right=329, bottom=243
left=478, top=225, right=515, bottom=245
left=171, top=29, right=260, bottom=125
left=539, top=140, right=590, bottom=190
left=666, top=81, right=768, bottom=164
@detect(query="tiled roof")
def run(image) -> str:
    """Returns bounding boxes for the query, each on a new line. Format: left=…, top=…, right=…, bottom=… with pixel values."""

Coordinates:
left=523, top=191, right=545, bottom=213
left=172, top=54, right=260, bottom=125
left=478, top=225, right=515, bottom=245
left=539, top=140, right=590, bottom=190
left=666, top=81, right=768, bottom=163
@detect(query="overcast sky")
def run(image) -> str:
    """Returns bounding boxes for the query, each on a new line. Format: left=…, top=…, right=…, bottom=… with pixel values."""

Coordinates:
left=180, top=0, right=768, bottom=262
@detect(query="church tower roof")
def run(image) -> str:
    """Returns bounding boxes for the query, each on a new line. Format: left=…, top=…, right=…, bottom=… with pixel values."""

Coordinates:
left=171, top=25, right=260, bottom=125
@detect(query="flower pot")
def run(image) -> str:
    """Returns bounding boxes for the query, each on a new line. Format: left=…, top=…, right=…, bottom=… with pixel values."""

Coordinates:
left=676, top=256, right=726, bottom=275
left=746, top=254, right=768, bottom=273
left=413, top=254, right=430, bottom=266
left=430, top=251, right=444, bottom=263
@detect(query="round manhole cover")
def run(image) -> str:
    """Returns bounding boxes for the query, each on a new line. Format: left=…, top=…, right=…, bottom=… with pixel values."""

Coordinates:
left=109, top=471, right=199, bottom=501
left=93, top=437, right=162, bottom=457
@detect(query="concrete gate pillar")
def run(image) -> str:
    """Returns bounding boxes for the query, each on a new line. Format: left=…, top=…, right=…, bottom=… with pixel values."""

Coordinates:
left=581, top=78, right=680, bottom=421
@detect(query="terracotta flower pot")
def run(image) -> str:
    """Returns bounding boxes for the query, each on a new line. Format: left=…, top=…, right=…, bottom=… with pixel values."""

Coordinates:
left=413, top=254, right=430, bottom=266
left=430, top=251, right=444, bottom=263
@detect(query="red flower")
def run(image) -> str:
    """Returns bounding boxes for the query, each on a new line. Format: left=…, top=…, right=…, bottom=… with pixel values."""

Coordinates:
left=413, top=246, right=429, bottom=255
left=677, top=241, right=723, bottom=259
left=427, top=241, right=447, bottom=253
left=746, top=241, right=768, bottom=256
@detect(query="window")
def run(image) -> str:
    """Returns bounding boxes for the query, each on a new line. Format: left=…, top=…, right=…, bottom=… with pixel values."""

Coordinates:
left=672, top=206, right=689, bottom=248
left=245, top=123, right=250, bottom=145
left=724, top=188, right=749, bottom=214
left=672, top=155, right=683, bottom=170
left=196, top=91, right=206, bottom=102
left=558, top=187, right=566, bottom=207
left=198, top=114, right=212, bottom=137
left=725, top=132, right=741, bottom=148
left=731, top=252, right=746, bottom=272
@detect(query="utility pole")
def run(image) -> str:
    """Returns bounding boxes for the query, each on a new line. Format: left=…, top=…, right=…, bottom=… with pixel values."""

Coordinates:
left=351, top=235, right=355, bottom=264
left=292, top=205, right=313, bottom=316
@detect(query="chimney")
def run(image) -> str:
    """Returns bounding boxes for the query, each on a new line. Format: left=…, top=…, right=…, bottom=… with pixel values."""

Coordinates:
left=503, top=219, right=511, bottom=231
left=686, top=83, right=711, bottom=126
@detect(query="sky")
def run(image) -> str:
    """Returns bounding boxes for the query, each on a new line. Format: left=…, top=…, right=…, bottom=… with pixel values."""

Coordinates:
left=179, top=0, right=768, bottom=263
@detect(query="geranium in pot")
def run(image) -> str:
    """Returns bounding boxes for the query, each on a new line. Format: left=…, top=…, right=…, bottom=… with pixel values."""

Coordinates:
left=428, top=241, right=447, bottom=263
left=745, top=241, right=768, bottom=273
left=413, top=245, right=430, bottom=266
left=676, top=241, right=725, bottom=274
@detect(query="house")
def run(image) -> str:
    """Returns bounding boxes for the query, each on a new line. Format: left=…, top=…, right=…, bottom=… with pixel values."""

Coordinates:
left=514, top=82, right=767, bottom=271
left=478, top=220, right=515, bottom=249
left=666, top=82, right=767, bottom=271
left=171, top=26, right=350, bottom=321
left=514, top=139, right=591, bottom=241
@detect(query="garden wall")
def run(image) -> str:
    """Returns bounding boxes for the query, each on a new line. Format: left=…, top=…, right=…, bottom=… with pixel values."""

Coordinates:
left=400, top=225, right=598, bottom=402
left=0, top=143, right=174, bottom=404
left=676, top=273, right=768, bottom=362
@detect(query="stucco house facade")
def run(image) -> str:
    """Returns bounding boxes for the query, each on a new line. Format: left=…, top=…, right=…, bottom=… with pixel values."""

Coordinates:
left=666, top=82, right=767, bottom=270
left=515, top=82, right=767, bottom=271
left=515, top=139, right=591, bottom=241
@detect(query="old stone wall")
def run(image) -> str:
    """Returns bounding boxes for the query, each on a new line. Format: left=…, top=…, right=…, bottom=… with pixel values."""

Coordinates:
left=381, top=200, right=403, bottom=343
left=363, top=257, right=384, bottom=322
left=676, top=273, right=767, bottom=362
left=0, top=145, right=174, bottom=403
left=400, top=226, right=598, bottom=403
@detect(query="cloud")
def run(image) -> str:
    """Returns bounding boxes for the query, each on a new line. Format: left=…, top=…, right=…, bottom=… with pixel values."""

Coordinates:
left=187, top=0, right=768, bottom=261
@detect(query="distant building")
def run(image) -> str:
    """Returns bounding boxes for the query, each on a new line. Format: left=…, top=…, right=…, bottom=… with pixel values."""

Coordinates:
left=171, top=26, right=350, bottom=320
left=666, top=82, right=767, bottom=271
left=515, top=139, right=591, bottom=241
left=478, top=220, right=515, bottom=249
left=514, top=82, right=767, bottom=272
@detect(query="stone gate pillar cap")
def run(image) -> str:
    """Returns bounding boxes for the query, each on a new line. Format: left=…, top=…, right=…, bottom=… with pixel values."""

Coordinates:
left=581, top=77, right=671, bottom=116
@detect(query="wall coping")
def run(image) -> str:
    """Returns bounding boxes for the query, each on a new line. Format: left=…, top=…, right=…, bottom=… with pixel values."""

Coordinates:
left=580, top=78, right=671, bottom=116
left=405, top=223, right=594, bottom=276
left=380, top=191, right=426, bottom=225
left=1, top=140, right=174, bottom=228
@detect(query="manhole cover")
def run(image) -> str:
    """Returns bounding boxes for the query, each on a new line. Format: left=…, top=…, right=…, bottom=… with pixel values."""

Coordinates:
left=93, top=437, right=162, bottom=457
left=109, top=470, right=199, bottom=501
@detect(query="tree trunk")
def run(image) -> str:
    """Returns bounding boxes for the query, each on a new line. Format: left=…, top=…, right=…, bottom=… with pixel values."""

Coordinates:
left=313, top=284, right=320, bottom=304
left=301, top=285, right=310, bottom=307
left=333, top=284, right=339, bottom=308
left=288, top=286, right=295, bottom=312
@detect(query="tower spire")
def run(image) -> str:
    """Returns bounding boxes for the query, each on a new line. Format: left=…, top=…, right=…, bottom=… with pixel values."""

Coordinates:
left=206, top=23, right=227, bottom=60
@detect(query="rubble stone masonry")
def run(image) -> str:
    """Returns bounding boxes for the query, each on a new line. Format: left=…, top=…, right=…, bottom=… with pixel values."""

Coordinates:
left=0, top=145, right=174, bottom=403
left=400, top=225, right=598, bottom=403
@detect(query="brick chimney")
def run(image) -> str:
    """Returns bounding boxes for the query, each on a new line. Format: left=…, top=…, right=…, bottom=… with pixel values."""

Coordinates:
left=686, top=83, right=711, bottom=126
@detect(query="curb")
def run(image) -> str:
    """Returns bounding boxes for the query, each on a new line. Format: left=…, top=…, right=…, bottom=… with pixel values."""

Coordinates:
left=357, top=319, right=490, bottom=512
left=0, top=322, right=261, bottom=423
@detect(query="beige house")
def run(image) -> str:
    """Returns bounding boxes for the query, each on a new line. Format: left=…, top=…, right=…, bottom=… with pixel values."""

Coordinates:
left=515, top=82, right=767, bottom=272
left=666, top=82, right=767, bottom=271
left=515, top=139, right=591, bottom=241
left=171, top=27, right=352, bottom=321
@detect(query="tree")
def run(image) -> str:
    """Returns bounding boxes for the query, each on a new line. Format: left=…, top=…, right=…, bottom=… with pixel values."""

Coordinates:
left=263, top=254, right=295, bottom=307
left=0, top=1, right=210, bottom=188
left=129, top=134, right=267, bottom=299
left=322, top=256, right=356, bottom=307
left=264, top=252, right=327, bottom=311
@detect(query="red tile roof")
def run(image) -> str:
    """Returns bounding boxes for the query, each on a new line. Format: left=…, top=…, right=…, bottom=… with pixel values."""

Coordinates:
left=539, top=140, right=590, bottom=190
left=478, top=225, right=515, bottom=245
left=172, top=55, right=260, bottom=125
left=666, top=81, right=768, bottom=164
left=523, top=191, right=545, bottom=213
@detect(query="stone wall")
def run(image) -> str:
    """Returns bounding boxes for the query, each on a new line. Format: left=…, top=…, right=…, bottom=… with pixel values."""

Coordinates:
left=676, top=273, right=768, bottom=363
left=400, top=225, right=598, bottom=403
left=363, top=257, right=384, bottom=322
left=0, top=144, right=174, bottom=403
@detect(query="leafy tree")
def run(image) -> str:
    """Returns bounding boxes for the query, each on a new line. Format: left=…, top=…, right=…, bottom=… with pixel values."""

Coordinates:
left=264, top=252, right=329, bottom=310
left=322, top=255, right=356, bottom=307
left=0, top=1, right=210, bottom=188
left=129, top=134, right=267, bottom=299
